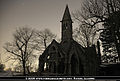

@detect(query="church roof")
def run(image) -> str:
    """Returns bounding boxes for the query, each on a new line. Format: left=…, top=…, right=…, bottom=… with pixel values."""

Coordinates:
left=61, top=5, right=72, bottom=21
left=60, top=39, right=85, bottom=54
left=71, top=40, right=85, bottom=52
left=39, top=39, right=65, bottom=59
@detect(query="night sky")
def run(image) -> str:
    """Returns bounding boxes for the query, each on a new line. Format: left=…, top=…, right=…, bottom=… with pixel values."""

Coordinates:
left=0, top=0, right=83, bottom=69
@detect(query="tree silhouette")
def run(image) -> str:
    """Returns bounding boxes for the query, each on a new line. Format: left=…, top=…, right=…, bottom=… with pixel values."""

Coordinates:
left=73, top=22, right=98, bottom=47
left=4, top=27, right=37, bottom=75
left=34, top=28, right=56, bottom=50
left=73, top=0, right=120, bottom=60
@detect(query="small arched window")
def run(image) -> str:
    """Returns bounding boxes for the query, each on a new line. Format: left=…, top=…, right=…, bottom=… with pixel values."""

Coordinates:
left=47, top=56, right=50, bottom=59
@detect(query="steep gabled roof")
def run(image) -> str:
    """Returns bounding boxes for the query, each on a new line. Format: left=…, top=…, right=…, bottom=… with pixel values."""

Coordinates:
left=40, top=39, right=59, bottom=56
left=61, top=5, right=72, bottom=22
left=39, top=39, right=65, bottom=59
left=72, top=40, right=85, bottom=52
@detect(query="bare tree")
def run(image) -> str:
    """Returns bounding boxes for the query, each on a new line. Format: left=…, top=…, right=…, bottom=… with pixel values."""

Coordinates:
left=34, top=28, right=56, bottom=51
left=81, top=0, right=120, bottom=59
left=73, top=0, right=120, bottom=60
left=73, top=22, right=99, bottom=47
left=72, top=0, right=103, bottom=47
left=72, top=0, right=120, bottom=28
left=77, top=0, right=120, bottom=22
left=3, top=27, right=37, bottom=75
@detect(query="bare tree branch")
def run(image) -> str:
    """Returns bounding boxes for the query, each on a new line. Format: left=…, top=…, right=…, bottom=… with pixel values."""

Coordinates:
left=3, top=27, right=37, bottom=75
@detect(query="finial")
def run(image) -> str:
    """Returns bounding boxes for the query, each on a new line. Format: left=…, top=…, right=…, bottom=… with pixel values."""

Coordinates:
left=61, top=4, right=72, bottom=22
left=66, top=4, right=68, bottom=7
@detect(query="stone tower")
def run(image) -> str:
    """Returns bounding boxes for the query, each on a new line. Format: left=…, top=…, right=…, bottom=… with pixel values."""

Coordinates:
left=61, top=5, right=73, bottom=41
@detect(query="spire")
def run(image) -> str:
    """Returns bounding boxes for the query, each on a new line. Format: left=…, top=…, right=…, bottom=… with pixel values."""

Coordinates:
left=61, top=5, right=73, bottom=41
left=62, top=5, right=72, bottom=22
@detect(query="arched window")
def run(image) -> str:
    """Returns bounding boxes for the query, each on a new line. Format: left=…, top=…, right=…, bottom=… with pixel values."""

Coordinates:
left=47, top=56, right=50, bottom=59
left=44, top=62, right=47, bottom=71
left=44, top=62, right=49, bottom=72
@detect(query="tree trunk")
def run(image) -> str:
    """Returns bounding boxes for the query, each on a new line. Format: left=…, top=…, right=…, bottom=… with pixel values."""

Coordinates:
left=44, top=39, right=47, bottom=49
left=27, top=66, right=30, bottom=74
left=23, top=60, right=26, bottom=75
left=97, top=41, right=101, bottom=64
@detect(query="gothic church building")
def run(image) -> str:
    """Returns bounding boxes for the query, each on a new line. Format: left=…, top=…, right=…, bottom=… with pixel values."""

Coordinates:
left=38, top=5, right=100, bottom=76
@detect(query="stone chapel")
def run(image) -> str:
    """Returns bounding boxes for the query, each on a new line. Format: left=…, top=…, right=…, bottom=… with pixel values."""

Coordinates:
left=38, top=5, right=101, bottom=76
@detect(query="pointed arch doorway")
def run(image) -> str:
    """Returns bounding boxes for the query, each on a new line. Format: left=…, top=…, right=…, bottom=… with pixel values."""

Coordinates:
left=71, top=54, right=84, bottom=75
left=71, top=54, right=78, bottom=75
